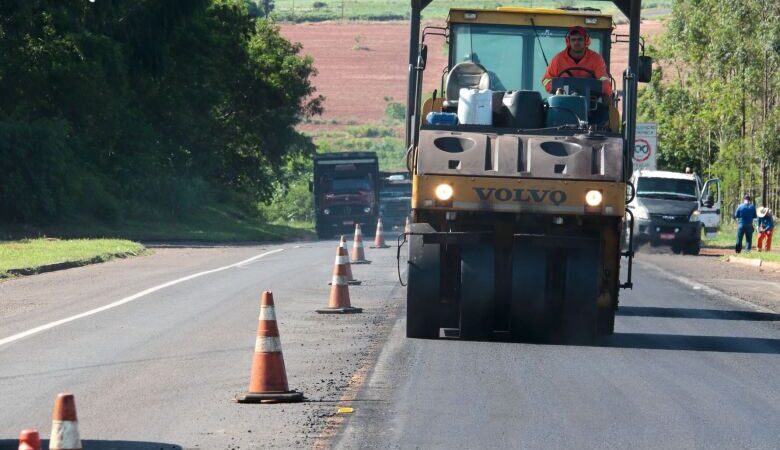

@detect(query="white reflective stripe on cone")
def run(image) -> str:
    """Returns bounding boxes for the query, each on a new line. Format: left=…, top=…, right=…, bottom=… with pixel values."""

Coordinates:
left=50, top=421, right=81, bottom=449
left=255, top=336, right=283, bottom=353
left=258, top=306, right=276, bottom=321
left=335, top=255, right=350, bottom=265
left=331, top=275, right=348, bottom=286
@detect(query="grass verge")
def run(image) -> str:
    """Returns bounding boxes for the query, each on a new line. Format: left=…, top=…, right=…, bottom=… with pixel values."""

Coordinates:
left=704, top=222, right=780, bottom=262
left=1, top=203, right=315, bottom=244
left=1, top=203, right=315, bottom=279
left=0, top=238, right=146, bottom=279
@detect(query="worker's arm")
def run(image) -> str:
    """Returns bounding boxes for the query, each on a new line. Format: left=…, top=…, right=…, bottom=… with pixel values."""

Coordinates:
left=541, top=54, right=560, bottom=93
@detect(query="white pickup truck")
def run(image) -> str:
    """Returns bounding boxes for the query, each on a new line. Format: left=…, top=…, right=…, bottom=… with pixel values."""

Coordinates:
left=626, top=170, right=721, bottom=255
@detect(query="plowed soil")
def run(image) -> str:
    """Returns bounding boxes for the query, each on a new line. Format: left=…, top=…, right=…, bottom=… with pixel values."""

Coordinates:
left=280, top=20, right=664, bottom=125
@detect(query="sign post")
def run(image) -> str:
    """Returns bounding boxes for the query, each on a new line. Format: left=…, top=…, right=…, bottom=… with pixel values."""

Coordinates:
left=633, top=123, right=657, bottom=171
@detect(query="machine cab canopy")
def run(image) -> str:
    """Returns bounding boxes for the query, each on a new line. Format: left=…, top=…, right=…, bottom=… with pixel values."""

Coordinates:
left=447, top=8, right=614, bottom=99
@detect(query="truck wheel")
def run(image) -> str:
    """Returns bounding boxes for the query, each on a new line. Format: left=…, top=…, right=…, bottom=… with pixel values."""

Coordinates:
left=684, top=241, right=701, bottom=255
left=561, top=246, right=599, bottom=343
left=316, top=226, right=331, bottom=240
left=406, top=224, right=441, bottom=339
left=460, top=244, right=495, bottom=340
left=510, top=244, right=548, bottom=341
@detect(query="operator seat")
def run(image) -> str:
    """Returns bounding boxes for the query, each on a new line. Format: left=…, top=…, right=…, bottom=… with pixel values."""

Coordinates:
left=443, top=61, right=490, bottom=109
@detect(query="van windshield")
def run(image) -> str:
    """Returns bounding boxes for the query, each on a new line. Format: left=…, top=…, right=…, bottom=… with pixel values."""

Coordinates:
left=636, top=178, right=697, bottom=200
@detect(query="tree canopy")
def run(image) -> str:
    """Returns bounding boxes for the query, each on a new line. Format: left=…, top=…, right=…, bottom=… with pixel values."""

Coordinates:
left=638, top=0, right=780, bottom=215
left=0, top=0, right=322, bottom=223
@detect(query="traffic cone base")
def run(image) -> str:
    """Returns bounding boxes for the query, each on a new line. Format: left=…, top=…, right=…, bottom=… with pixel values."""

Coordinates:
left=236, top=292, right=303, bottom=404
left=329, top=279, right=362, bottom=286
left=235, top=390, right=304, bottom=403
left=316, top=306, right=363, bottom=314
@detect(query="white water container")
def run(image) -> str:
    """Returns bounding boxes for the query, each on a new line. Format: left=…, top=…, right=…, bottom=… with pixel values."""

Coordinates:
left=457, top=88, right=493, bottom=125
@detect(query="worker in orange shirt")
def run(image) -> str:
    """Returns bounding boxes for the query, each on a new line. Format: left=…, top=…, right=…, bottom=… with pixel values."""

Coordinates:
left=542, top=26, right=612, bottom=97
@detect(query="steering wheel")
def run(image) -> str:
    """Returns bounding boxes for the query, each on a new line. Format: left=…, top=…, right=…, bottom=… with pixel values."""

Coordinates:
left=556, top=66, right=598, bottom=78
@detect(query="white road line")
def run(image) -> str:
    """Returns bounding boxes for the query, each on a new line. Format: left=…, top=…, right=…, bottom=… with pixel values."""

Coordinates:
left=0, top=248, right=285, bottom=348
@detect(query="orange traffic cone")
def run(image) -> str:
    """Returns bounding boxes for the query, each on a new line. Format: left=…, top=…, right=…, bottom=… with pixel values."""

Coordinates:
left=404, top=216, right=411, bottom=234
left=18, top=429, right=40, bottom=450
left=329, top=237, right=361, bottom=286
left=351, top=224, right=370, bottom=264
left=50, top=393, right=81, bottom=450
left=370, top=218, right=390, bottom=249
left=235, top=291, right=303, bottom=403
left=317, top=247, right=363, bottom=314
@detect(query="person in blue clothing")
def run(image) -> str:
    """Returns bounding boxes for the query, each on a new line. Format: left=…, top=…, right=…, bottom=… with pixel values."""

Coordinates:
left=734, top=194, right=758, bottom=253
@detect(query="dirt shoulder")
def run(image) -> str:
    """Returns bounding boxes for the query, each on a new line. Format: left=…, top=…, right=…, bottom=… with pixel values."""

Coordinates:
left=635, top=250, right=780, bottom=313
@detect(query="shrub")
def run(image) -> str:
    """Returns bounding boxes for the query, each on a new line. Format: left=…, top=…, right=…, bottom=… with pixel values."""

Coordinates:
left=384, top=101, right=406, bottom=122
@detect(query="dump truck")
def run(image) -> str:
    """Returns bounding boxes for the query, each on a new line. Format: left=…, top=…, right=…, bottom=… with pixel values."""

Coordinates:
left=312, top=152, right=380, bottom=239
left=404, top=0, right=652, bottom=342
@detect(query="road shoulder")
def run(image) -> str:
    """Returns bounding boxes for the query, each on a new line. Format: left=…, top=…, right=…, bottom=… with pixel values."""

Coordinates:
left=635, top=252, right=780, bottom=313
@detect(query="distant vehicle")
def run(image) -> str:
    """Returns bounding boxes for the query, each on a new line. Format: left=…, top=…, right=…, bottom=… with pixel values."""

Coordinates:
left=312, top=152, right=379, bottom=239
left=379, top=172, right=412, bottom=230
left=626, top=170, right=721, bottom=255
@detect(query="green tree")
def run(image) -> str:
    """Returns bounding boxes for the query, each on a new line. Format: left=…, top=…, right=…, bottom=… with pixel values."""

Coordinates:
left=638, top=0, right=780, bottom=216
left=0, top=0, right=322, bottom=223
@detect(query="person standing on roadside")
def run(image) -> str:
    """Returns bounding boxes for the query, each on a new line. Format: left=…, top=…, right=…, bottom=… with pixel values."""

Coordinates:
left=734, top=195, right=757, bottom=253
left=757, top=207, right=774, bottom=252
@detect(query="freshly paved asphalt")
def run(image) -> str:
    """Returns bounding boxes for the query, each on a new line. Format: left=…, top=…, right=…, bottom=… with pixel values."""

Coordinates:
left=1, top=241, right=778, bottom=449
left=335, top=256, right=780, bottom=449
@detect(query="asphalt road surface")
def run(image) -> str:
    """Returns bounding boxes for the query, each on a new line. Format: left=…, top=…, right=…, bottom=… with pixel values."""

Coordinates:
left=1, top=241, right=779, bottom=449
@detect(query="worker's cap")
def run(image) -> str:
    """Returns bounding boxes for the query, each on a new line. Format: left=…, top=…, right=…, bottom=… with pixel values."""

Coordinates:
left=758, top=206, right=768, bottom=218
left=744, top=194, right=752, bottom=201
left=566, top=26, right=591, bottom=46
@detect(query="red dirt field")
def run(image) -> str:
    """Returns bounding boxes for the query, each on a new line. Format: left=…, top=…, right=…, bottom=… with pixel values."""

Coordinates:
left=280, top=20, right=665, bottom=126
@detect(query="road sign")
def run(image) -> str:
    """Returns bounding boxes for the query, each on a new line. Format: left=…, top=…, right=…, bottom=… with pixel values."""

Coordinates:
left=634, top=123, right=657, bottom=171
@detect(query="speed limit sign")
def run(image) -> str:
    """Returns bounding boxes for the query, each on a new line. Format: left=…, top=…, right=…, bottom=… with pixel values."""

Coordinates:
left=634, top=123, right=657, bottom=170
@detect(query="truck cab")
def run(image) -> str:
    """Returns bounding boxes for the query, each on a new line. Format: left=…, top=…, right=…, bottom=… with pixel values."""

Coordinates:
left=627, top=170, right=721, bottom=254
left=312, top=152, right=379, bottom=239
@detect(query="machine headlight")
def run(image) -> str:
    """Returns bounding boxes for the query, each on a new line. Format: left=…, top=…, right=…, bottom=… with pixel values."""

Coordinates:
left=631, top=206, right=649, bottom=220
left=435, top=184, right=454, bottom=201
left=323, top=209, right=331, bottom=215
left=363, top=207, right=371, bottom=213
left=689, top=210, right=700, bottom=222
left=585, top=190, right=603, bottom=207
